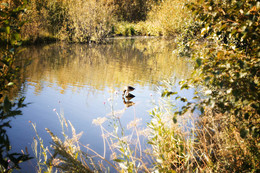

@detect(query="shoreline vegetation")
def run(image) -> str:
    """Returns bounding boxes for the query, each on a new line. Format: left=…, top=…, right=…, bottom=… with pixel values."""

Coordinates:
left=19, top=0, right=192, bottom=45
left=1, top=0, right=259, bottom=172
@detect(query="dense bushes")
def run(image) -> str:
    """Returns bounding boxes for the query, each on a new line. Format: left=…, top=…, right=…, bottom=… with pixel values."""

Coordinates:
left=186, top=0, right=259, bottom=142
left=113, top=0, right=194, bottom=36
left=157, top=0, right=260, bottom=171
left=146, top=0, right=193, bottom=36
left=20, top=0, right=193, bottom=41
left=21, top=0, right=162, bottom=42
left=21, top=0, right=115, bottom=43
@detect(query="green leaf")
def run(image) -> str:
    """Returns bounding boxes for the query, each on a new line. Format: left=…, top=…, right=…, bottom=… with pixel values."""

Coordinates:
left=166, top=91, right=178, bottom=97
left=7, top=82, right=14, bottom=86
left=113, top=159, right=125, bottom=163
left=179, top=81, right=185, bottom=85
left=181, top=84, right=189, bottom=90
left=192, top=96, right=199, bottom=99
left=161, top=90, right=167, bottom=97
left=6, top=26, right=10, bottom=34
left=161, top=90, right=177, bottom=97
left=13, top=33, right=21, bottom=41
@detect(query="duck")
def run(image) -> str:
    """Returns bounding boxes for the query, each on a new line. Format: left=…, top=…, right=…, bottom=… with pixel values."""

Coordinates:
left=123, top=86, right=135, bottom=96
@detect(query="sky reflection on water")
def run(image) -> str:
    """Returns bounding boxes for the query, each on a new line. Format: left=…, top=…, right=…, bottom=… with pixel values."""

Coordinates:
left=9, top=37, right=193, bottom=172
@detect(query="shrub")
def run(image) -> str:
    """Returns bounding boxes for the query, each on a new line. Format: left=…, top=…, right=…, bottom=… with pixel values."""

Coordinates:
left=146, top=0, right=194, bottom=36
left=21, top=0, right=115, bottom=43
left=112, top=0, right=194, bottom=37
left=160, top=0, right=260, bottom=171
left=61, top=0, right=115, bottom=43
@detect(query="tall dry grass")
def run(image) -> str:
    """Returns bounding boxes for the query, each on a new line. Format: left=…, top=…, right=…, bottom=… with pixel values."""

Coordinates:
left=146, top=75, right=260, bottom=172
left=146, top=0, right=194, bottom=35
left=21, top=0, right=115, bottom=43
left=30, top=83, right=260, bottom=172
left=113, top=0, right=194, bottom=36
left=60, top=0, right=115, bottom=42
left=31, top=92, right=154, bottom=172
left=21, top=0, right=194, bottom=40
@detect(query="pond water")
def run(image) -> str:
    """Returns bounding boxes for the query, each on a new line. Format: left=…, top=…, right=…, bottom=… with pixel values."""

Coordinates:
left=8, top=37, right=193, bottom=172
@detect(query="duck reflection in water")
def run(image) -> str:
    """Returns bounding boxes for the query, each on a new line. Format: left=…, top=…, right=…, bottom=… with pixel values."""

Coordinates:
left=122, top=96, right=135, bottom=108
left=122, top=86, right=135, bottom=108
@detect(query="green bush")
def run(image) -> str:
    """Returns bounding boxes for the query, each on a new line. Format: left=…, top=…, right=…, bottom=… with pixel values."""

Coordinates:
left=162, top=0, right=260, bottom=171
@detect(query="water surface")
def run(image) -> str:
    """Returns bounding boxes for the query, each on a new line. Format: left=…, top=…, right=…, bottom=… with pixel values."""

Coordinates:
left=9, top=37, right=192, bottom=171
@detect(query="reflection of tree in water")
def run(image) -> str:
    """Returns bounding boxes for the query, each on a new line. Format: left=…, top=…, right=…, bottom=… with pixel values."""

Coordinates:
left=19, top=38, right=192, bottom=95
left=0, top=43, right=32, bottom=173
left=0, top=96, right=32, bottom=171
left=0, top=50, right=32, bottom=172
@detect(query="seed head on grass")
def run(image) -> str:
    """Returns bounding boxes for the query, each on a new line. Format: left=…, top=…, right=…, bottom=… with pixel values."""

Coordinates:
left=92, top=117, right=107, bottom=126
left=127, top=118, right=142, bottom=129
